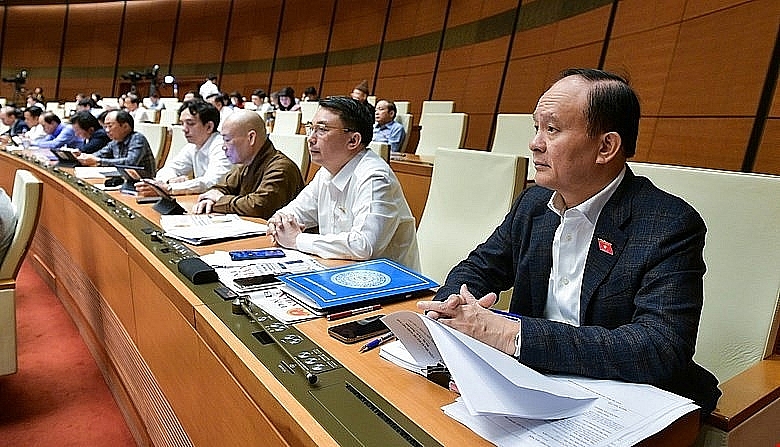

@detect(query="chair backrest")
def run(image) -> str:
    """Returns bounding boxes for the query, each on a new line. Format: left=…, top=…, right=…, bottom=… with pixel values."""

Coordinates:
left=367, top=95, right=376, bottom=106
left=45, top=101, right=60, bottom=112
left=414, top=113, right=468, bottom=157
left=272, top=111, right=302, bottom=135
left=419, top=100, right=455, bottom=127
left=134, top=123, right=168, bottom=167
left=268, top=133, right=310, bottom=179
left=367, top=141, right=390, bottom=162
left=159, top=97, right=182, bottom=107
left=0, top=170, right=43, bottom=280
left=491, top=113, right=536, bottom=181
left=166, top=125, right=187, bottom=163
left=395, top=101, right=410, bottom=115
left=300, top=101, right=319, bottom=124
left=145, top=108, right=160, bottom=124
left=628, top=162, right=780, bottom=383
left=417, top=148, right=528, bottom=284
left=158, top=108, right=180, bottom=127
left=396, top=113, right=413, bottom=153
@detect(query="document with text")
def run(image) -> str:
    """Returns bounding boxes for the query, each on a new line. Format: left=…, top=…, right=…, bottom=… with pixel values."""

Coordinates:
left=381, top=311, right=698, bottom=446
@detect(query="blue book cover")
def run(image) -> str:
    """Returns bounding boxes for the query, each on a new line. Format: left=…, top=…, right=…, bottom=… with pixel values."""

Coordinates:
left=279, top=259, right=438, bottom=311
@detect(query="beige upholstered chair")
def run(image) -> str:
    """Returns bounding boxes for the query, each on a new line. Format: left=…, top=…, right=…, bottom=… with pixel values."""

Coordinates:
left=158, top=108, right=180, bottom=127
left=628, top=162, right=780, bottom=445
left=394, top=101, right=410, bottom=115
left=367, top=141, right=390, bottom=162
left=272, top=111, right=302, bottom=135
left=491, top=113, right=536, bottom=181
left=135, top=122, right=169, bottom=168
left=396, top=113, right=413, bottom=153
left=414, top=113, right=468, bottom=157
left=269, top=133, right=310, bottom=179
left=416, top=148, right=527, bottom=284
left=166, top=125, right=187, bottom=164
left=300, top=101, right=319, bottom=125
left=1, top=170, right=43, bottom=376
left=419, top=100, right=454, bottom=127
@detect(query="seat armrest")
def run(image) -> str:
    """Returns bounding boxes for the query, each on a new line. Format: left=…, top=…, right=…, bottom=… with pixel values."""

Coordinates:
left=0, top=279, right=14, bottom=290
left=705, top=357, right=780, bottom=430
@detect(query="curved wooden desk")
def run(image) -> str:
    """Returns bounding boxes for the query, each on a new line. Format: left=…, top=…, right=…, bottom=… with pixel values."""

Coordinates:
left=0, top=149, right=699, bottom=447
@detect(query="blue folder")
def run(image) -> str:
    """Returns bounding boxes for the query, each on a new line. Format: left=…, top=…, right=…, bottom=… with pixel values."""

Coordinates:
left=278, top=259, right=438, bottom=311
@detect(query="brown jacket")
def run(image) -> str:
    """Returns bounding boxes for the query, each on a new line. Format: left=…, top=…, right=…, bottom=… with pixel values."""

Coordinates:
left=211, top=139, right=304, bottom=218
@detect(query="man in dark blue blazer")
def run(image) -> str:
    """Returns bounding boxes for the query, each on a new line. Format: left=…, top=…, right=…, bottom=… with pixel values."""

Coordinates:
left=419, top=68, right=721, bottom=414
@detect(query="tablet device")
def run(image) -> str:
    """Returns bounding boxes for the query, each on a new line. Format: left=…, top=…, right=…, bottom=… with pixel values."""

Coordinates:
left=50, top=148, right=82, bottom=168
left=114, top=164, right=150, bottom=195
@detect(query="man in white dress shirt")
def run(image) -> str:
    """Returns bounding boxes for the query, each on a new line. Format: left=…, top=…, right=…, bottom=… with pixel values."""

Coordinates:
left=267, top=96, right=420, bottom=270
left=135, top=99, right=232, bottom=196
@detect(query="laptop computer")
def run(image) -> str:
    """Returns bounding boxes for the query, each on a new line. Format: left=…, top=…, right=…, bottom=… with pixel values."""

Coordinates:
left=114, top=164, right=150, bottom=195
left=50, top=148, right=82, bottom=168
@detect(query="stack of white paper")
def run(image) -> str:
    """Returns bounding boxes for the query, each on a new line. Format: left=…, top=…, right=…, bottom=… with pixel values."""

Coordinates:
left=381, top=311, right=698, bottom=446
left=160, top=214, right=267, bottom=245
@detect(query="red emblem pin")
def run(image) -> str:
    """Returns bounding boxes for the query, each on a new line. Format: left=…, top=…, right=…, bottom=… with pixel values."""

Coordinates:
left=598, top=238, right=613, bottom=255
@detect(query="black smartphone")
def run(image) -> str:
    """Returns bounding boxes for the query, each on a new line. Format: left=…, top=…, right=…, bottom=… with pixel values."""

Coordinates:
left=233, top=274, right=279, bottom=289
left=229, top=249, right=286, bottom=261
left=327, top=315, right=389, bottom=344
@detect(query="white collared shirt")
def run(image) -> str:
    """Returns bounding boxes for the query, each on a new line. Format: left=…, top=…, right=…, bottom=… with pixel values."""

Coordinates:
left=544, top=167, right=626, bottom=326
left=276, top=149, right=420, bottom=270
left=155, top=133, right=232, bottom=194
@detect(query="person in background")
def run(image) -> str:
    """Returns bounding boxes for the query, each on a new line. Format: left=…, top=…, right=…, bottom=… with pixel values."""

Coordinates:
left=124, top=93, right=149, bottom=123
left=372, top=99, right=405, bottom=153
left=193, top=110, right=303, bottom=217
left=70, top=111, right=110, bottom=154
left=183, top=90, right=202, bottom=102
left=77, top=110, right=156, bottom=175
left=350, top=80, right=374, bottom=114
left=147, top=92, right=166, bottom=111
left=199, top=73, right=220, bottom=99
left=0, top=106, right=29, bottom=139
left=268, top=96, right=420, bottom=270
left=206, top=92, right=233, bottom=131
left=229, top=91, right=245, bottom=109
left=76, top=97, right=102, bottom=118
left=417, top=68, right=721, bottom=414
left=276, top=87, right=300, bottom=112
left=302, top=86, right=319, bottom=102
left=34, top=112, right=83, bottom=149
left=22, top=106, right=46, bottom=141
left=135, top=99, right=232, bottom=197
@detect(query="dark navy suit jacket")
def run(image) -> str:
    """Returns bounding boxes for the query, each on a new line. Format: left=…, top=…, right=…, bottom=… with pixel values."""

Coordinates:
left=435, top=166, right=721, bottom=413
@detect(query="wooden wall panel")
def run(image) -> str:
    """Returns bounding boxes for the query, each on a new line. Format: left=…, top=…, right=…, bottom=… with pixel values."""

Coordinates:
left=221, top=0, right=283, bottom=96
left=611, top=0, right=685, bottom=34
left=1, top=5, right=66, bottom=102
left=648, top=118, right=753, bottom=170
left=116, top=0, right=178, bottom=96
left=659, top=0, right=777, bottom=116
left=753, top=119, right=780, bottom=175
left=169, top=0, right=230, bottom=79
left=374, top=0, right=448, bottom=120
left=59, top=2, right=123, bottom=99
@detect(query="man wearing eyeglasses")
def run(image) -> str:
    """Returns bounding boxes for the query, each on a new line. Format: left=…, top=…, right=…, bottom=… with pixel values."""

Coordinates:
left=192, top=110, right=303, bottom=217
left=267, top=96, right=420, bottom=270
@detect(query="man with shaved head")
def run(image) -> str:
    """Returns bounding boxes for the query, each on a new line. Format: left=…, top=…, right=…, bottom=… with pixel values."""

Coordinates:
left=193, top=109, right=303, bottom=218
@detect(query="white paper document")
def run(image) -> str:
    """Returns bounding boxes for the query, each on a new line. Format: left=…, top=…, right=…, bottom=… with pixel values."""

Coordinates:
left=381, top=311, right=597, bottom=420
left=74, top=166, right=120, bottom=179
left=380, top=311, right=698, bottom=446
left=160, top=214, right=267, bottom=245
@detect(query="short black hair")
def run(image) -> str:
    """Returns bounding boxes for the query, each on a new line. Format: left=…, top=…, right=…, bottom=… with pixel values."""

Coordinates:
left=70, top=110, right=101, bottom=131
left=112, top=109, right=134, bottom=130
left=179, top=99, right=220, bottom=132
left=42, top=111, right=62, bottom=125
left=559, top=68, right=640, bottom=158
left=317, top=96, right=374, bottom=147
left=25, top=105, right=43, bottom=117
left=252, top=89, right=267, bottom=99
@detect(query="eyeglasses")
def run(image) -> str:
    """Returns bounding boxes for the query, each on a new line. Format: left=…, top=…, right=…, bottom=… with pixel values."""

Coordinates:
left=304, top=122, right=356, bottom=138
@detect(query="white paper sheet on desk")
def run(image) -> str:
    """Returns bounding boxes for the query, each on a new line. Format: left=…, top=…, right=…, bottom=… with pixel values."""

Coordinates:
left=442, top=378, right=698, bottom=447
left=382, top=311, right=597, bottom=420
left=74, top=166, right=120, bottom=179
left=160, top=214, right=267, bottom=244
left=202, top=249, right=325, bottom=280
left=247, top=286, right=319, bottom=324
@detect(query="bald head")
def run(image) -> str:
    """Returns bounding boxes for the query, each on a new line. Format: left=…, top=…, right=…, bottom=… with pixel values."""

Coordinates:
left=221, top=110, right=268, bottom=164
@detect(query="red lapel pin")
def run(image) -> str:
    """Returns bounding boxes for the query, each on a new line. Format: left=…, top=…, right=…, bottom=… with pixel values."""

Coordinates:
left=598, top=238, right=613, bottom=255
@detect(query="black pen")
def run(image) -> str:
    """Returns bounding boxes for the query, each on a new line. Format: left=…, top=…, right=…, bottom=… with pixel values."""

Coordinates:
left=359, top=332, right=395, bottom=353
